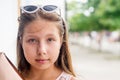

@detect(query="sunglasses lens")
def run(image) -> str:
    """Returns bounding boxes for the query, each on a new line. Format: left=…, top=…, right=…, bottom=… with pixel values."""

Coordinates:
left=23, top=5, right=38, bottom=11
left=43, top=5, right=57, bottom=11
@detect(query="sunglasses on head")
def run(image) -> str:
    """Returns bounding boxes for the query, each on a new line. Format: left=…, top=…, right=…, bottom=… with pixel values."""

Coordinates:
left=21, top=5, right=61, bottom=15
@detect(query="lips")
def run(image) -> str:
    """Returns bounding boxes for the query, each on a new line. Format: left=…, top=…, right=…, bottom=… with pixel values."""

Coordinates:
left=35, top=59, right=49, bottom=64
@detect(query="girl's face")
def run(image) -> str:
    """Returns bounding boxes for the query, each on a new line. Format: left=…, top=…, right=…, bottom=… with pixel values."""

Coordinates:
left=22, top=19, right=62, bottom=70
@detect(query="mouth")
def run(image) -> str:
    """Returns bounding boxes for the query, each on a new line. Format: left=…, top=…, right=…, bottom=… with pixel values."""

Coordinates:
left=35, top=59, right=49, bottom=64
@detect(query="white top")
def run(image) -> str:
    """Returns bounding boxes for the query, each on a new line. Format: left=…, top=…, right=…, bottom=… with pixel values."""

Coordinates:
left=56, top=72, right=72, bottom=80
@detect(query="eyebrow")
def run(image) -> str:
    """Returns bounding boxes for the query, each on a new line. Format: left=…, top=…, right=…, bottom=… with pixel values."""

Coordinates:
left=24, top=33, right=58, bottom=38
left=45, top=33, right=58, bottom=37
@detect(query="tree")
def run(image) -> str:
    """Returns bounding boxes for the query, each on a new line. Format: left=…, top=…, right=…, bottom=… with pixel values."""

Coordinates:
left=67, top=0, right=120, bottom=32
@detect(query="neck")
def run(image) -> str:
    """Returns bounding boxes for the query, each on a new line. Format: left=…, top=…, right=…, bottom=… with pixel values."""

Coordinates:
left=25, top=65, right=62, bottom=80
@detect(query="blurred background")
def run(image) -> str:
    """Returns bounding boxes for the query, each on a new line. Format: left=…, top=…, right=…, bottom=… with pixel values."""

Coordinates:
left=0, top=0, right=120, bottom=80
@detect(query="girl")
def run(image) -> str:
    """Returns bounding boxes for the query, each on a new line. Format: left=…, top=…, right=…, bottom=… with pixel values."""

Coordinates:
left=17, top=5, right=77, bottom=80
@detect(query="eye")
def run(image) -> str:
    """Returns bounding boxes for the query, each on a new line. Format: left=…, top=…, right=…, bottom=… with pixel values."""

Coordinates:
left=27, top=38, right=38, bottom=44
left=47, top=38, right=54, bottom=42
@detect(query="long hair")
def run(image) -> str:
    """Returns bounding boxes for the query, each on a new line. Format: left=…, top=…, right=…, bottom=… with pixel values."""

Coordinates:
left=17, top=8, right=75, bottom=76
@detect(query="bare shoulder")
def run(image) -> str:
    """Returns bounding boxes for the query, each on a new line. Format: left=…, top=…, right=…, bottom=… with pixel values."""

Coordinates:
left=70, top=76, right=79, bottom=80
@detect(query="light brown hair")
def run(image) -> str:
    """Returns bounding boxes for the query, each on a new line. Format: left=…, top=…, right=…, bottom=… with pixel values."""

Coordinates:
left=17, top=8, right=75, bottom=77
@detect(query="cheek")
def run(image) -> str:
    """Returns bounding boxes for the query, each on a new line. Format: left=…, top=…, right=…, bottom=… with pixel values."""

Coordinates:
left=22, top=42, right=36, bottom=62
left=49, top=42, right=61, bottom=61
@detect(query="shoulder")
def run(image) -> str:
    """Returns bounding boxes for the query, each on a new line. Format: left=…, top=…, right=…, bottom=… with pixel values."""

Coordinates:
left=70, top=76, right=79, bottom=80
left=57, top=71, right=79, bottom=80
left=62, top=72, right=79, bottom=80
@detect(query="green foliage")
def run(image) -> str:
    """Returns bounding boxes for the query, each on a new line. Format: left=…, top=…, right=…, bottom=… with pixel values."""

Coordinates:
left=67, top=1, right=77, bottom=11
left=67, top=0, right=120, bottom=32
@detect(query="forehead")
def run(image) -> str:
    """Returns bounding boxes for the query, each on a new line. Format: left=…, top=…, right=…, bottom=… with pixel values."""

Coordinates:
left=23, top=19, right=60, bottom=36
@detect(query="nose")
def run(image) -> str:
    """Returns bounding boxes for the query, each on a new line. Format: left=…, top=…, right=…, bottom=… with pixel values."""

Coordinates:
left=37, top=42, right=47, bottom=55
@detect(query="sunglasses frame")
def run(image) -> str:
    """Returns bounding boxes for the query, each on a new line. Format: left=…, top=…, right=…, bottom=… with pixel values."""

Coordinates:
left=21, top=5, right=61, bottom=15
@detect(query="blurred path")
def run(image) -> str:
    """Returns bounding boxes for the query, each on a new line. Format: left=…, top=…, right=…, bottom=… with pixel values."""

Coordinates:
left=69, top=36, right=120, bottom=55
left=69, top=43, right=120, bottom=80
